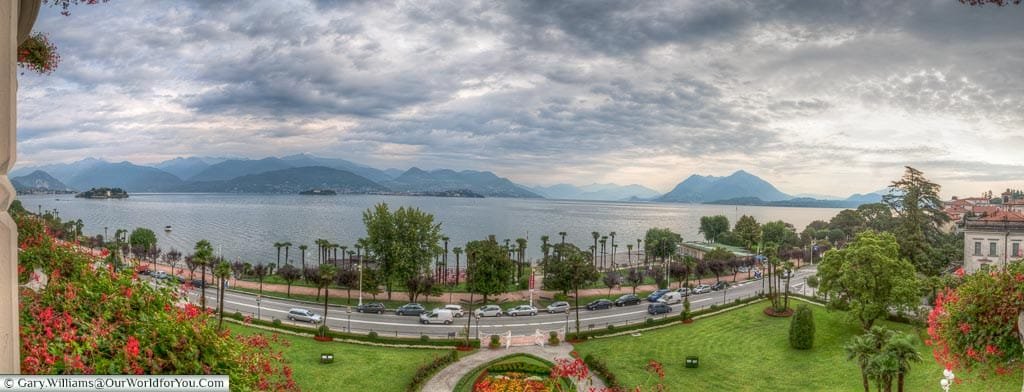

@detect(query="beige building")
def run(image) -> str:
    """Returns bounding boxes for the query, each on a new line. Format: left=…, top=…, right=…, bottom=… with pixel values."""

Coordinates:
left=963, top=211, right=1024, bottom=273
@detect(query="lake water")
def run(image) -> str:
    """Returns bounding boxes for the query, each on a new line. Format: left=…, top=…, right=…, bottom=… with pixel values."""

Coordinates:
left=18, top=193, right=843, bottom=265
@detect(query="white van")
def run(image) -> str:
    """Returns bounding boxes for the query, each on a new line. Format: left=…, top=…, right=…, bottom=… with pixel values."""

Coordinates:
left=419, top=309, right=454, bottom=325
left=657, top=291, right=683, bottom=305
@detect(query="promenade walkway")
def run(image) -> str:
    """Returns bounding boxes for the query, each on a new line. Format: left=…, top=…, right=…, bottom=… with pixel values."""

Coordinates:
left=421, top=343, right=606, bottom=392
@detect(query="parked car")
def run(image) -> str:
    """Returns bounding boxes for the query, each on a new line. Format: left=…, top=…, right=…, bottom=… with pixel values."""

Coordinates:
left=151, top=271, right=168, bottom=280
left=585, top=299, right=613, bottom=310
left=614, top=294, right=641, bottom=307
left=546, top=301, right=570, bottom=314
left=356, top=302, right=386, bottom=314
left=712, top=281, right=728, bottom=291
left=396, top=303, right=426, bottom=316
left=506, top=305, right=538, bottom=316
left=646, top=289, right=670, bottom=302
left=657, top=292, right=682, bottom=305
left=648, top=302, right=672, bottom=315
left=475, top=305, right=503, bottom=317
left=737, top=265, right=752, bottom=273
left=781, top=269, right=793, bottom=279
left=675, top=287, right=690, bottom=297
left=174, top=275, right=186, bottom=283
left=442, top=304, right=465, bottom=317
left=692, top=284, right=712, bottom=294
left=190, top=279, right=206, bottom=288
left=419, top=309, right=454, bottom=325
left=287, top=308, right=322, bottom=324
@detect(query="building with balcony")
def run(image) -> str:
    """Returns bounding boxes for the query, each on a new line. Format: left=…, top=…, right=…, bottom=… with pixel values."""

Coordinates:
left=963, top=210, right=1024, bottom=273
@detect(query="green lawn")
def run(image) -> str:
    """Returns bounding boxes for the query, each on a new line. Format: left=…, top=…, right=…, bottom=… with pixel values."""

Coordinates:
left=226, top=323, right=454, bottom=392
left=574, top=301, right=1017, bottom=392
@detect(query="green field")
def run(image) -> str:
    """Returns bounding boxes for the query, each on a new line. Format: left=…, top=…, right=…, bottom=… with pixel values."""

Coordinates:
left=226, top=323, right=455, bottom=392
left=573, top=301, right=1017, bottom=391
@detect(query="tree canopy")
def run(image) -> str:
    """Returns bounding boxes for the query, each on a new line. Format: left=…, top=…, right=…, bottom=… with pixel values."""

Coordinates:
left=465, top=236, right=514, bottom=303
left=733, top=215, right=761, bottom=250
left=128, top=228, right=157, bottom=252
left=362, top=203, right=443, bottom=299
left=698, top=215, right=729, bottom=243
left=818, top=231, right=921, bottom=331
left=644, top=228, right=682, bottom=262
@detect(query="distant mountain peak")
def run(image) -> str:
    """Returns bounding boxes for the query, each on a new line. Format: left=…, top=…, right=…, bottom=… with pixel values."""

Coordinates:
left=658, top=170, right=789, bottom=203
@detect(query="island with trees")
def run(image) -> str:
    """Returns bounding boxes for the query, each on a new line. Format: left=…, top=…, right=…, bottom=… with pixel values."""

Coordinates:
left=74, top=187, right=129, bottom=199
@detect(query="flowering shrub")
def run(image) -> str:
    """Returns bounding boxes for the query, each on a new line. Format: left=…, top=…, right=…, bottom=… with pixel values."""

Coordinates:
left=927, top=261, right=1024, bottom=378
left=17, top=33, right=60, bottom=74
left=16, top=215, right=297, bottom=390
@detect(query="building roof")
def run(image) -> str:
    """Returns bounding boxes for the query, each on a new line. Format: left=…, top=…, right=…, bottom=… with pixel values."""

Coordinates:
left=973, top=205, right=1001, bottom=215
left=977, top=210, right=1024, bottom=222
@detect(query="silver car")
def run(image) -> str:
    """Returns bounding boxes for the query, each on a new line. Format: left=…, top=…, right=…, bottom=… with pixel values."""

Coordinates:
left=506, top=305, right=538, bottom=316
left=546, top=301, right=570, bottom=313
left=474, top=305, right=503, bottom=317
left=287, top=308, right=322, bottom=324
left=692, top=284, right=712, bottom=294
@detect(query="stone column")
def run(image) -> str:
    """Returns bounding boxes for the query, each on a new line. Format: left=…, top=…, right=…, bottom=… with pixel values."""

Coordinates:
left=0, top=0, right=19, bottom=373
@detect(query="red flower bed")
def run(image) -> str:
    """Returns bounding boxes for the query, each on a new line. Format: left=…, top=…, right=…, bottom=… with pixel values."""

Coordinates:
left=15, top=214, right=297, bottom=390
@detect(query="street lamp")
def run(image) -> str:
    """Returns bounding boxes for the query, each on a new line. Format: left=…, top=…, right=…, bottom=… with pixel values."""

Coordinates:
left=940, top=369, right=955, bottom=392
left=357, top=261, right=363, bottom=307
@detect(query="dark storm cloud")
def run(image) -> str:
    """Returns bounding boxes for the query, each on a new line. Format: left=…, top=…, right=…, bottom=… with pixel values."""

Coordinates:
left=15, top=0, right=1024, bottom=195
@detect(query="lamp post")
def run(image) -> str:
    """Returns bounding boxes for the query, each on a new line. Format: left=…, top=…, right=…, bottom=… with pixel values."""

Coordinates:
left=940, top=368, right=954, bottom=392
left=357, top=261, right=363, bottom=307
left=347, top=306, right=352, bottom=333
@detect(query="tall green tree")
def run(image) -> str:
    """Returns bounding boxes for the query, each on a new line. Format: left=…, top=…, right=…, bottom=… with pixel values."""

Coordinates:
left=129, top=228, right=157, bottom=262
left=818, top=231, right=920, bottom=331
left=645, top=228, right=682, bottom=287
left=883, top=166, right=951, bottom=276
left=277, top=264, right=301, bottom=297
left=298, top=244, right=308, bottom=271
left=193, top=240, right=214, bottom=309
left=699, top=215, right=730, bottom=243
left=362, top=203, right=442, bottom=300
left=214, top=261, right=231, bottom=330
left=545, top=244, right=600, bottom=337
left=282, top=242, right=292, bottom=266
left=318, top=264, right=337, bottom=337
left=464, top=236, right=513, bottom=303
left=733, top=215, right=761, bottom=250
left=273, top=242, right=284, bottom=268
left=857, top=203, right=895, bottom=233
left=452, top=246, right=463, bottom=286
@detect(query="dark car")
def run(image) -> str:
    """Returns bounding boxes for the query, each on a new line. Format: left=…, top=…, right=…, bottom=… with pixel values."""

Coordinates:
left=648, top=302, right=672, bottom=315
left=614, top=294, right=641, bottom=307
left=711, top=281, right=728, bottom=291
left=396, top=303, right=426, bottom=316
left=357, top=302, right=386, bottom=314
left=190, top=279, right=206, bottom=288
left=646, top=289, right=670, bottom=302
left=585, top=299, right=613, bottom=310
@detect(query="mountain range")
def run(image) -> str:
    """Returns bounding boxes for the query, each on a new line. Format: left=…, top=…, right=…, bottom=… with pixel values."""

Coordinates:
left=10, top=155, right=887, bottom=206
left=657, top=170, right=791, bottom=203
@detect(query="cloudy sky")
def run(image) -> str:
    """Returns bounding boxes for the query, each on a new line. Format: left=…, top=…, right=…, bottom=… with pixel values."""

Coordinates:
left=16, top=0, right=1024, bottom=197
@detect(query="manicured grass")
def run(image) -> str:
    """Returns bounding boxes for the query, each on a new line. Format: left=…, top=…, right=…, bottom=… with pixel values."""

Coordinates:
left=573, top=301, right=1017, bottom=391
left=226, top=323, right=455, bottom=392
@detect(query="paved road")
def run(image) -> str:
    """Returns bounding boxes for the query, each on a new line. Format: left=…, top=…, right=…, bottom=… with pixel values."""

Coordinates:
left=175, top=266, right=817, bottom=338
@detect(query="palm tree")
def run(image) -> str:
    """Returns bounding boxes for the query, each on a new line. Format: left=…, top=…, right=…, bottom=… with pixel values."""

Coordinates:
left=516, top=237, right=527, bottom=283
left=318, top=264, right=338, bottom=337
left=626, top=244, right=634, bottom=265
left=452, top=247, right=463, bottom=286
left=886, top=334, right=921, bottom=392
left=599, top=236, right=608, bottom=270
left=214, top=261, right=231, bottom=330
left=194, top=240, right=214, bottom=309
left=591, top=231, right=600, bottom=266
left=612, top=244, right=618, bottom=269
left=637, top=239, right=644, bottom=265
left=282, top=242, right=292, bottom=266
left=609, top=231, right=616, bottom=267
left=340, top=245, right=348, bottom=265
left=540, top=235, right=550, bottom=260
left=845, top=334, right=876, bottom=392
left=442, top=236, right=450, bottom=285
left=273, top=242, right=284, bottom=269
left=298, top=244, right=308, bottom=271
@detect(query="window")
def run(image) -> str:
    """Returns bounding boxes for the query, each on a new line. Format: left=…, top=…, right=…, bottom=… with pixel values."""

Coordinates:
left=1014, top=242, right=1021, bottom=258
left=974, top=242, right=981, bottom=256
left=990, top=242, right=998, bottom=256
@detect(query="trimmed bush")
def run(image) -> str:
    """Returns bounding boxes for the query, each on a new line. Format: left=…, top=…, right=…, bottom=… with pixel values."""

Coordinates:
left=367, top=331, right=378, bottom=339
left=407, top=350, right=458, bottom=392
left=488, top=361, right=550, bottom=375
left=420, top=334, right=429, bottom=342
left=548, top=331, right=560, bottom=346
left=606, top=324, right=615, bottom=331
left=489, top=334, right=501, bottom=349
left=272, top=319, right=282, bottom=327
left=789, top=304, right=815, bottom=350
left=232, top=311, right=243, bottom=319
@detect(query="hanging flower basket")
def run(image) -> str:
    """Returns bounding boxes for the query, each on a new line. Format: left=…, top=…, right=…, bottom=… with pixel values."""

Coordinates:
left=17, top=32, right=59, bottom=74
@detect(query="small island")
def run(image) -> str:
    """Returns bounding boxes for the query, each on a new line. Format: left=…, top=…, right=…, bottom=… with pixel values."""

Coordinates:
left=75, top=187, right=129, bottom=199
left=299, top=189, right=337, bottom=195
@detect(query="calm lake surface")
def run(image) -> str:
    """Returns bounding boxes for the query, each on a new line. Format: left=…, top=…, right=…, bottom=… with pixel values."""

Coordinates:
left=19, top=194, right=843, bottom=265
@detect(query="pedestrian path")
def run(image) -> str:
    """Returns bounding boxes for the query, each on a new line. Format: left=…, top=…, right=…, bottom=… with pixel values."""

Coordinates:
left=422, top=343, right=607, bottom=392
